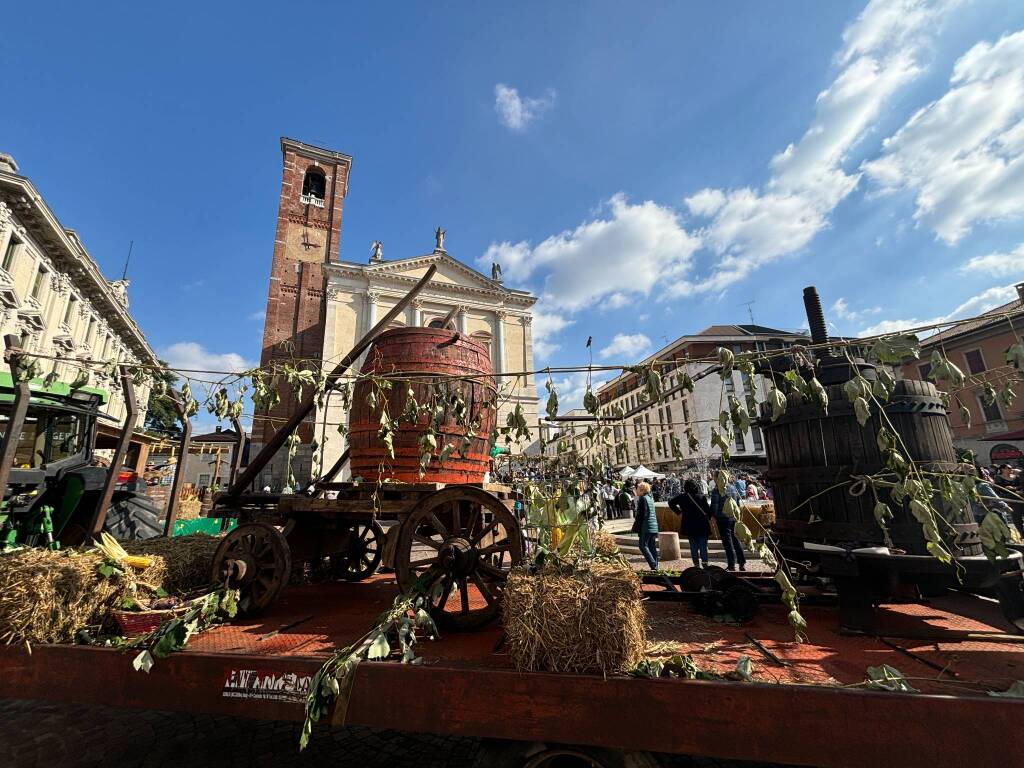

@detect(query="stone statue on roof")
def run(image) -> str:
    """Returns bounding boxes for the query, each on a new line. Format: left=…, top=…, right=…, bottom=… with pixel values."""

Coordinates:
left=491, top=262, right=503, bottom=283
left=369, top=240, right=383, bottom=262
left=434, top=226, right=446, bottom=252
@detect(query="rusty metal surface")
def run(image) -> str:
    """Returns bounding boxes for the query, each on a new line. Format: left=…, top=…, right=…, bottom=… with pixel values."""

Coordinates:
left=0, top=639, right=1018, bottom=767
left=1, top=578, right=1022, bottom=767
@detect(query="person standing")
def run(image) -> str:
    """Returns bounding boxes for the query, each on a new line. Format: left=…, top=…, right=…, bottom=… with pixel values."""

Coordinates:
left=602, top=481, right=617, bottom=520
left=669, top=479, right=713, bottom=568
left=710, top=483, right=747, bottom=571
left=616, top=481, right=636, bottom=520
left=994, top=464, right=1024, bottom=539
left=632, top=481, right=659, bottom=570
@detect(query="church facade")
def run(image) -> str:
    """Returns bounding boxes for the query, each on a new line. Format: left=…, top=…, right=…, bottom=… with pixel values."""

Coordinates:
left=252, top=138, right=538, bottom=489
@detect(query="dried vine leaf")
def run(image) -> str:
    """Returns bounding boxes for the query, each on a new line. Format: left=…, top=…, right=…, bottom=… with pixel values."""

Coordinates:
left=808, top=377, right=828, bottom=414
left=685, top=429, right=700, bottom=453
left=956, top=403, right=970, bottom=428
left=850, top=397, right=869, bottom=427
left=865, top=665, right=918, bottom=693
left=1005, top=343, right=1024, bottom=371
left=767, top=388, right=787, bottom=422
left=872, top=368, right=896, bottom=401
left=871, top=334, right=920, bottom=364
left=979, top=511, right=1012, bottom=561
left=927, top=351, right=965, bottom=389
left=999, top=382, right=1017, bottom=409
left=717, top=347, right=735, bottom=379
left=545, top=379, right=559, bottom=420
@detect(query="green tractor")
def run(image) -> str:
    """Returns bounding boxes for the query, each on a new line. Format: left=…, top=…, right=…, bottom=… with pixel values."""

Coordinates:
left=0, top=373, right=162, bottom=551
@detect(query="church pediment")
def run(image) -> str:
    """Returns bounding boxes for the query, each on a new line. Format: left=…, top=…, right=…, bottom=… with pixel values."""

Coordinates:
left=364, top=252, right=504, bottom=293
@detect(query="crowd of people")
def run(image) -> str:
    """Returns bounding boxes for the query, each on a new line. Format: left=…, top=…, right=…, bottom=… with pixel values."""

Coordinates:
left=593, top=470, right=770, bottom=572
left=977, top=463, right=1024, bottom=539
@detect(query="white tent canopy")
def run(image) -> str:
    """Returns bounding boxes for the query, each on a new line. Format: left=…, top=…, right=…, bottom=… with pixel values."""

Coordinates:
left=619, top=466, right=636, bottom=478
left=630, top=464, right=665, bottom=480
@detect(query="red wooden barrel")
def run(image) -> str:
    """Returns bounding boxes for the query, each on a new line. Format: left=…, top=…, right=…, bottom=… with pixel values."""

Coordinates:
left=348, top=327, right=497, bottom=484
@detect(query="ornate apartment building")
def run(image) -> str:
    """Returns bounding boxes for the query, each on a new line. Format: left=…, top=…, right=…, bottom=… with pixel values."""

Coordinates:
left=902, top=283, right=1024, bottom=465
left=594, top=325, right=807, bottom=470
left=0, top=153, right=157, bottom=428
left=252, top=138, right=538, bottom=489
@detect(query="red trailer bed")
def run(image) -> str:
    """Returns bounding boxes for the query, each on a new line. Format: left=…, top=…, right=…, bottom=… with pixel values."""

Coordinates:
left=0, top=574, right=1021, bottom=767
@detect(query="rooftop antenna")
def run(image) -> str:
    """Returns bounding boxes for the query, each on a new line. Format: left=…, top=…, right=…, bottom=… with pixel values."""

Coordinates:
left=121, top=240, right=133, bottom=281
left=740, top=299, right=756, bottom=325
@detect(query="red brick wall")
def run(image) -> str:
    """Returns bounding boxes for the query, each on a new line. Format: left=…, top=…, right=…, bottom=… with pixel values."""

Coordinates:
left=257, top=143, right=351, bottom=445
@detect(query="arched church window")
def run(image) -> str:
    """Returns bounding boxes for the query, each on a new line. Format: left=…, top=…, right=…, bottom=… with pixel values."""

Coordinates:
left=301, top=168, right=326, bottom=206
left=471, top=331, right=492, bottom=357
left=428, top=317, right=456, bottom=330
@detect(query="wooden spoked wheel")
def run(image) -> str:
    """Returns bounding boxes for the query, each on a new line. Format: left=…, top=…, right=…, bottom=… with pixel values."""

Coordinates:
left=211, top=522, right=292, bottom=615
left=395, top=486, right=523, bottom=630
left=334, top=520, right=385, bottom=581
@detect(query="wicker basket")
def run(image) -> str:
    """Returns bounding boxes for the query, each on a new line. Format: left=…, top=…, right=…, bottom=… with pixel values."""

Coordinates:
left=112, top=607, right=185, bottom=637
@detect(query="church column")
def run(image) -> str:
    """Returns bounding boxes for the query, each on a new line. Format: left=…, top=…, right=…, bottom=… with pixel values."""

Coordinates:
left=0, top=203, right=13, bottom=271
left=409, top=299, right=423, bottom=327
left=522, top=314, right=533, bottom=371
left=365, top=290, right=379, bottom=330
left=457, top=305, right=468, bottom=334
left=494, top=310, right=506, bottom=374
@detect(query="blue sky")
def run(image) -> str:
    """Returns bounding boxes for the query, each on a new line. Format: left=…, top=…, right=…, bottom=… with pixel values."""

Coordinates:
left=3, top=1, right=1024, bottom=408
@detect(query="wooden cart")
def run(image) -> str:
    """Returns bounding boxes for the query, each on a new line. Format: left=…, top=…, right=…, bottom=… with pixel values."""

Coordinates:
left=208, top=482, right=523, bottom=630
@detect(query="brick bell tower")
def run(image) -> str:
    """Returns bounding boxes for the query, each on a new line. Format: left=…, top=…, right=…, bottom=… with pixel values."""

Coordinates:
left=254, top=138, right=352, bottom=485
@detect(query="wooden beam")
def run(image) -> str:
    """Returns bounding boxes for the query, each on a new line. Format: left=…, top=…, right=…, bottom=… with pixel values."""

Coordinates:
left=88, top=366, right=138, bottom=539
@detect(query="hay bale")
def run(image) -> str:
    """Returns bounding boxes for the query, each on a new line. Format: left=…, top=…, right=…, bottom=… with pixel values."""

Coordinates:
left=123, top=534, right=220, bottom=595
left=177, top=499, right=203, bottom=520
left=502, top=560, right=646, bottom=675
left=592, top=529, right=619, bottom=556
left=0, top=549, right=164, bottom=645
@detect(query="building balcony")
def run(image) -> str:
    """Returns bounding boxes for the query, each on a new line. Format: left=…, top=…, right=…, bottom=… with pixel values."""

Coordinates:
left=984, top=419, right=1009, bottom=435
left=300, top=194, right=325, bottom=208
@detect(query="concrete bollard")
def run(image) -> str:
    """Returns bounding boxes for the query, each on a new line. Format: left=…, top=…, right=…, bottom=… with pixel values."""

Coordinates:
left=657, top=531, right=681, bottom=561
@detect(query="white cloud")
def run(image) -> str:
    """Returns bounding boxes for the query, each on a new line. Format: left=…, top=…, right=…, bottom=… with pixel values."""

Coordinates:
left=837, top=0, right=958, bottom=66
left=863, top=29, right=1024, bottom=243
left=960, top=243, right=1024, bottom=277
left=682, top=0, right=955, bottom=294
left=483, top=0, right=961, bottom=358
left=831, top=297, right=882, bottom=322
left=599, top=333, right=652, bottom=360
left=857, top=283, right=1017, bottom=336
left=479, top=194, right=700, bottom=313
left=158, top=342, right=255, bottom=374
left=494, top=84, right=556, bottom=131
left=685, top=188, right=726, bottom=217
left=532, top=307, right=574, bottom=360
left=248, top=310, right=265, bottom=322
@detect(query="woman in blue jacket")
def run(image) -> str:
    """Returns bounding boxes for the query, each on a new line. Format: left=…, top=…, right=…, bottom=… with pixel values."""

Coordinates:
left=632, top=481, right=659, bottom=570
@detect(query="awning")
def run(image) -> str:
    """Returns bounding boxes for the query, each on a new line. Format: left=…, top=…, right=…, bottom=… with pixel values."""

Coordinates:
left=981, top=429, right=1024, bottom=441
left=619, top=466, right=635, bottom=478
left=631, top=464, right=665, bottom=479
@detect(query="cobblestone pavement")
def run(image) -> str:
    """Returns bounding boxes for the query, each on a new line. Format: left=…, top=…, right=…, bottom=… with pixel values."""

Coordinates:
left=0, top=699, right=790, bottom=768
